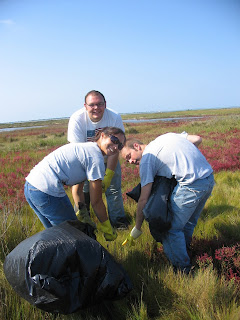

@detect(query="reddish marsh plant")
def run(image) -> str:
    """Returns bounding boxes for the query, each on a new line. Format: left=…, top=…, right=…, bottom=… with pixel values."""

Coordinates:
left=215, top=244, right=240, bottom=283
left=196, top=244, right=240, bottom=284
left=200, top=129, right=240, bottom=172
left=0, top=149, right=54, bottom=210
left=196, top=253, right=213, bottom=268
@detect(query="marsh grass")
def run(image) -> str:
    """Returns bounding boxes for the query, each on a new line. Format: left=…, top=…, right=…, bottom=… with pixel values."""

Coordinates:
left=0, top=108, right=240, bottom=319
left=195, top=171, right=240, bottom=243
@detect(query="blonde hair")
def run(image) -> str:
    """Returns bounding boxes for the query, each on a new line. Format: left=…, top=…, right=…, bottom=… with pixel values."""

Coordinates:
left=125, top=138, right=143, bottom=149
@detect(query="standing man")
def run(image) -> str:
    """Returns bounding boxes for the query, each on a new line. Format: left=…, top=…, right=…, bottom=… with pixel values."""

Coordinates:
left=68, top=90, right=128, bottom=229
left=121, top=132, right=215, bottom=273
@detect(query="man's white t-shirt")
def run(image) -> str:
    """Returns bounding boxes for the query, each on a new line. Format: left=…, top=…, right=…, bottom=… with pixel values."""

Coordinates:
left=67, top=107, right=125, bottom=143
left=140, top=132, right=213, bottom=187
left=26, top=142, right=105, bottom=197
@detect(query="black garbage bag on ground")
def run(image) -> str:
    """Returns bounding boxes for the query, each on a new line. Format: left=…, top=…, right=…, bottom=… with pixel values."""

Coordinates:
left=126, top=176, right=177, bottom=242
left=3, top=220, right=132, bottom=314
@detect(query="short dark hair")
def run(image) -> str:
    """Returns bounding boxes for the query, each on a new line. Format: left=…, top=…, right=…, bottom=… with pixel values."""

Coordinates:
left=95, top=127, right=126, bottom=144
left=85, top=90, right=106, bottom=104
left=125, top=138, right=144, bottom=149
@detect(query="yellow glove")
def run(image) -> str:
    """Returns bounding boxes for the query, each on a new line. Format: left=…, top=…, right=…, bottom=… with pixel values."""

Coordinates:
left=76, top=203, right=96, bottom=229
left=102, top=168, right=115, bottom=193
left=98, top=219, right=117, bottom=241
left=122, top=226, right=142, bottom=246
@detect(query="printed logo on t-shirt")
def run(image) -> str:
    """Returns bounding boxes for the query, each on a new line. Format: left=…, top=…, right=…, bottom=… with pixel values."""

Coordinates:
left=87, top=128, right=103, bottom=142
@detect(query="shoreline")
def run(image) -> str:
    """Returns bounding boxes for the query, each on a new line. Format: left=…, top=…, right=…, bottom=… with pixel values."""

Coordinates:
left=0, top=106, right=240, bottom=130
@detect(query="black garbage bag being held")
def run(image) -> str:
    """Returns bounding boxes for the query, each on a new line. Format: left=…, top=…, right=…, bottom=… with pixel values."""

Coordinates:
left=126, top=176, right=177, bottom=242
left=3, top=220, right=132, bottom=314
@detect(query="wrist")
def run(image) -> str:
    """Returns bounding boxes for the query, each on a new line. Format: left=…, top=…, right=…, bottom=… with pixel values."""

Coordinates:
left=130, top=226, right=142, bottom=239
left=78, top=202, right=87, bottom=210
left=106, top=168, right=115, bottom=174
left=98, top=219, right=112, bottom=231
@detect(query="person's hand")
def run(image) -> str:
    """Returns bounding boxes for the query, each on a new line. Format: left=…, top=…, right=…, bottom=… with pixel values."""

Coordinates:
left=102, top=168, right=115, bottom=193
left=98, top=219, right=117, bottom=241
left=122, top=226, right=142, bottom=246
left=76, top=203, right=96, bottom=229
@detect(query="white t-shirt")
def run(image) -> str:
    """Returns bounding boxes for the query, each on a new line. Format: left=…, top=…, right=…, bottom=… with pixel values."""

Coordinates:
left=67, top=107, right=125, bottom=143
left=26, top=142, right=105, bottom=197
left=140, top=132, right=213, bottom=187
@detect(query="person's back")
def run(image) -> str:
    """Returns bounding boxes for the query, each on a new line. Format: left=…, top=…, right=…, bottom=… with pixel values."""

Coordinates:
left=140, top=132, right=213, bottom=186
left=26, top=142, right=105, bottom=197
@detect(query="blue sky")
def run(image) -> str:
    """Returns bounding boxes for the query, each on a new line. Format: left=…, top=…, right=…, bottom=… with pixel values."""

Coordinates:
left=0, top=0, right=239, bottom=123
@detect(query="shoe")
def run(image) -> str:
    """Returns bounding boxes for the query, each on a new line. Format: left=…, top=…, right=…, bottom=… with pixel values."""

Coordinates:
left=113, top=222, right=129, bottom=231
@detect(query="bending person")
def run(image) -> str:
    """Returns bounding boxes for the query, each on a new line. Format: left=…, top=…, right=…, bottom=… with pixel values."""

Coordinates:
left=24, top=127, right=126, bottom=241
left=121, top=132, right=215, bottom=273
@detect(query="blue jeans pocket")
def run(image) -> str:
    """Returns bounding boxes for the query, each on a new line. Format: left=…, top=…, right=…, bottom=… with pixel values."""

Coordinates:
left=173, top=186, right=205, bottom=208
left=29, top=187, right=50, bottom=209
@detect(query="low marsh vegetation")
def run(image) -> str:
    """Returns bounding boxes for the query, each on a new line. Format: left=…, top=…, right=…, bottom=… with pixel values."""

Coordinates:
left=0, top=108, right=240, bottom=319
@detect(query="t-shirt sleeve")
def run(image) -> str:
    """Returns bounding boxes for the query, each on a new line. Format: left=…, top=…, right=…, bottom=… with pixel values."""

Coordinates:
left=180, top=131, right=188, bottom=139
left=67, top=115, right=86, bottom=142
left=139, top=154, right=157, bottom=187
left=112, top=114, right=125, bottom=132
left=85, top=157, right=105, bottom=181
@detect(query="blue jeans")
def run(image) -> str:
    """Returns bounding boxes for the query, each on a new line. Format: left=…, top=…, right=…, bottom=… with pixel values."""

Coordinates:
left=24, top=181, right=77, bottom=228
left=83, top=161, right=127, bottom=226
left=161, top=173, right=215, bottom=273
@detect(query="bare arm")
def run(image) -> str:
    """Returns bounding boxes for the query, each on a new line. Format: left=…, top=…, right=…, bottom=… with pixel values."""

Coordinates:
left=106, top=152, right=119, bottom=171
left=187, top=134, right=202, bottom=147
left=89, top=180, right=108, bottom=222
left=135, top=183, right=152, bottom=230
left=72, top=182, right=85, bottom=208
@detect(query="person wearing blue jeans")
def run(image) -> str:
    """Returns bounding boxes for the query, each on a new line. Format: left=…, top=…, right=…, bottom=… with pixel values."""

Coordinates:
left=68, top=90, right=128, bottom=229
left=24, top=127, right=126, bottom=241
left=121, top=132, right=215, bottom=273
left=162, top=173, right=215, bottom=273
left=24, top=183, right=76, bottom=228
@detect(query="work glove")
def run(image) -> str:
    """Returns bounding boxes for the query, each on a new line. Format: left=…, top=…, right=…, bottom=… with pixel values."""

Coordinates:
left=98, top=219, right=117, bottom=241
left=102, top=168, right=115, bottom=193
left=122, top=226, right=142, bottom=246
left=76, top=203, right=96, bottom=229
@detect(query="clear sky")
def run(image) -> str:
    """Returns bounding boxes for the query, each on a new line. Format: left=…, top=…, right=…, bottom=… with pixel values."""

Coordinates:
left=0, top=0, right=239, bottom=123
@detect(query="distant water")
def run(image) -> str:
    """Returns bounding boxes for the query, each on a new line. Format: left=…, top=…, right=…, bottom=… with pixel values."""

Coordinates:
left=123, top=116, right=202, bottom=123
left=0, top=116, right=202, bottom=132
left=0, top=125, right=45, bottom=132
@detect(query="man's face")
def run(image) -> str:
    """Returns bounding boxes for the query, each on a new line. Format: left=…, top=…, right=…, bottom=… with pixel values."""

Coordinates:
left=84, top=94, right=106, bottom=122
left=121, top=145, right=143, bottom=165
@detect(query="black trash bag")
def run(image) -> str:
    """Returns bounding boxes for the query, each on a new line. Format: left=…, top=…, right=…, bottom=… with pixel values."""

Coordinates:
left=126, top=183, right=141, bottom=202
left=3, top=220, right=132, bottom=315
left=126, top=176, right=177, bottom=242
